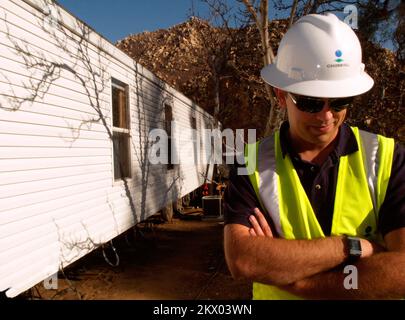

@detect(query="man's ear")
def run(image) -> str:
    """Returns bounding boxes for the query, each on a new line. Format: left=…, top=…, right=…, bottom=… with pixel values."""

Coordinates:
left=274, top=88, right=287, bottom=108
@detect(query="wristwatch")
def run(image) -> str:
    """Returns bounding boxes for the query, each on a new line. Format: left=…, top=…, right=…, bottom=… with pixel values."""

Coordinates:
left=346, top=236, right=362, bottom=264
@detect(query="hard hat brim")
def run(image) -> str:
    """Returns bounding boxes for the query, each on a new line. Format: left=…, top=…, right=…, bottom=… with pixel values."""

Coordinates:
left=261, top=64, right=374, bottom=98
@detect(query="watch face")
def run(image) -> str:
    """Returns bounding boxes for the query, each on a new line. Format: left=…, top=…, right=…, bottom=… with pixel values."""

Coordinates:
left=348, top=237, right=362, bottom=257
left=350, top=248, right=362, bottom=257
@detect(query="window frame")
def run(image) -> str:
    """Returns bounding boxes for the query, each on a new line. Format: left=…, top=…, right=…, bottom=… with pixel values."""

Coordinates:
left=111, top=78, right=132, bottom=181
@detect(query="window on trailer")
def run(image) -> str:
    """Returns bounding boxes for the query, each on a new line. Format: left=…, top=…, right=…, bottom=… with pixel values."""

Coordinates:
left=112, top=79, right=131, bottom=180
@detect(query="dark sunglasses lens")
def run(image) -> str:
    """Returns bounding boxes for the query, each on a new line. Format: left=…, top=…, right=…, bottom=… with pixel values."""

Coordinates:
left=330, top=97, right=354, bottom=111
left=295, top=96, right=324, bottom=113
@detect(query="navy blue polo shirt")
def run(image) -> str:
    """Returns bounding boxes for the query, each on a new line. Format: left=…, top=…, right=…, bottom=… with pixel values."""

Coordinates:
left=224, top=122, right=405, bottom=237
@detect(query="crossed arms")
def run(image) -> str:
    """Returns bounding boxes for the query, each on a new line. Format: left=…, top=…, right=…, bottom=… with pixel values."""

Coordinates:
left=224, top=208, right=405, bottom=299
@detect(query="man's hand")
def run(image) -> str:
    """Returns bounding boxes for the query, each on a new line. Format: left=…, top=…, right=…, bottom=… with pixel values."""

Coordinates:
left=359, top=238, right=385, bottom=258
left=248, top=208, right=273, bottom=238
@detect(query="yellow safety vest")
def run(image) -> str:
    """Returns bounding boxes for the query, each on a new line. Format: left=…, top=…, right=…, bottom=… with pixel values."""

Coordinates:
left=244, top=127, right=394, bottom=300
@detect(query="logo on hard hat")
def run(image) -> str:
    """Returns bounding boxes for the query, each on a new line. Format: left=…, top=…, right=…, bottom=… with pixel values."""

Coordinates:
left=327, top=50, right=349, bottom=68
left=335, top=50, right=344, bottom=63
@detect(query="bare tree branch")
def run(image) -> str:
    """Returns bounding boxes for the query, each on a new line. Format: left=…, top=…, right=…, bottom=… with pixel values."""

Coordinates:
left=242, top=0, right=260, bottom=25
left=289, top=0, right=299, bottom=27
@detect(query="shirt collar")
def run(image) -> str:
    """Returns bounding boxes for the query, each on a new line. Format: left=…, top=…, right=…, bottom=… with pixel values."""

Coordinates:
left=279, top=121, right=358, bottom=160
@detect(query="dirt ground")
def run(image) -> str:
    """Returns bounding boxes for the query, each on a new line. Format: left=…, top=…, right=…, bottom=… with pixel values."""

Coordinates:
left=28, top=213, right=252, bottom=300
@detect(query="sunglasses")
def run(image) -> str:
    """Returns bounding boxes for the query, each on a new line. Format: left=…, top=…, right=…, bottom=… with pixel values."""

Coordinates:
left=288, top=93, right=354, bottom=113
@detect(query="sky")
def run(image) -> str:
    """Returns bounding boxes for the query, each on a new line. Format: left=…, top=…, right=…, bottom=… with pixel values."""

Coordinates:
left=55, top=1, right=396, bottom=50
left=56, top=0, right=212, bottom=44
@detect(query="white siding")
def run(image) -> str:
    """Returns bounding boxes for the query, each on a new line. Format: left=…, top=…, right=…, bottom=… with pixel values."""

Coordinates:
left=0, top=0, right=215, bottom=297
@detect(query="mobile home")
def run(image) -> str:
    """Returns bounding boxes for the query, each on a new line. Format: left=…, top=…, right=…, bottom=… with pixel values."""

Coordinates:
left=0, top=0, right=216, bottom=297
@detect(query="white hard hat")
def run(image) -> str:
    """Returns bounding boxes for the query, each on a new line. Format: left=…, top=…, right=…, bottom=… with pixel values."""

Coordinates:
left=261, top=13, right=374, bottom=98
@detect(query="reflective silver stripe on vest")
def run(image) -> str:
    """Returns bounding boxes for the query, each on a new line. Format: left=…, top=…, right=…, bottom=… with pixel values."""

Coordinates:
left=358, top=130, right=379, bottom=213
left=258, top=135, right=284, bottom=237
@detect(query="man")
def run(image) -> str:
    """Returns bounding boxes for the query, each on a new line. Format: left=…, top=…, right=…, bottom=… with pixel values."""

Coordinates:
left=224, top=13, right=405, bottom=299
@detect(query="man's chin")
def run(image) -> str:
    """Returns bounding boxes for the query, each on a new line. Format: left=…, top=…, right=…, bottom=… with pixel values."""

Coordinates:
left=308, top=131, right=337, bottom=146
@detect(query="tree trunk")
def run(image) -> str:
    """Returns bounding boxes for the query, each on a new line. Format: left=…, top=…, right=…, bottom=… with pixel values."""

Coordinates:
left=242, top=0, right=283, bottom=137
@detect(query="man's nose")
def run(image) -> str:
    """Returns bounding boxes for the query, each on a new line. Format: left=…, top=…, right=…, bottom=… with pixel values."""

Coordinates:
left=316, top=100, right=334, bottom=120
